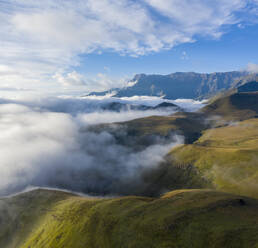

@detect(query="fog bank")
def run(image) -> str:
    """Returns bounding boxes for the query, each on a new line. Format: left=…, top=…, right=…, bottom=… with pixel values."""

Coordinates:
left=0, top=96, right=188, bottom=196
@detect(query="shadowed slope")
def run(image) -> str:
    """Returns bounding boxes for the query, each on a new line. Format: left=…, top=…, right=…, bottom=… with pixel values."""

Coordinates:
left=202, top=92, right=258, bottom=121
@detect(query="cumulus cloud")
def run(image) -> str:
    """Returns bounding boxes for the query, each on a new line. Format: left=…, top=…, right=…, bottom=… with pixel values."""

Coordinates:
left=0, top=99, right=184, bottom=196
left=0, top=0, right=258, bottom=90
left=53, top=71, right=87, bottom=87
left=48, top=71, right=129, bottom=92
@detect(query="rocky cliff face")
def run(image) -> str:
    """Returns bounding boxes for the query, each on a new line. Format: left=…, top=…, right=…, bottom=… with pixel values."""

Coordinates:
left=89, top=71, right=258, bottom=99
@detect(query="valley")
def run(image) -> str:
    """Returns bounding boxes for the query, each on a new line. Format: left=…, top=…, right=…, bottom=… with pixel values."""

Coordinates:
left=1, top=81, right=258, bottom=247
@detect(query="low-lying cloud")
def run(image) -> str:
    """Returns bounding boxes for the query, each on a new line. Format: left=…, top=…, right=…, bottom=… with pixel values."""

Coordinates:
left=0, top=96, right=191, bottom=196
left=0, top=94, right=206, bottom=114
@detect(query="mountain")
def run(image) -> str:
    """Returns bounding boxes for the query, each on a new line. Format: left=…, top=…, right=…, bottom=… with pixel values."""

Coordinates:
left=2, top=85, right=258, bottom=247
left=1, top=189, right=258, bottom=248
left=88, top=71, right=258, bottom=99
left=202, top=91, right=258, bottom=121
left=237, top=81, right=258, bottom=93
left=91, top=89, right=258, bottom=198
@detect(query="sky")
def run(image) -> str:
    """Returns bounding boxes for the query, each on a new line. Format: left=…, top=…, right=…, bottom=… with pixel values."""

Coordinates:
left=1, top=0, right=258, bottom=94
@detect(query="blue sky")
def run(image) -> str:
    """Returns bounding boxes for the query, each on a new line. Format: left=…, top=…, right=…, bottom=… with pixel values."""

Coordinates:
left=0, top=0, right=258, bottom=94
left=78, top=23, right=258, bottom=77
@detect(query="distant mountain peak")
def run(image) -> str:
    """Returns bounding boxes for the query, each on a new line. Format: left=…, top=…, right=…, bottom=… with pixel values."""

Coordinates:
left=87, top=71, right=258, bottom=99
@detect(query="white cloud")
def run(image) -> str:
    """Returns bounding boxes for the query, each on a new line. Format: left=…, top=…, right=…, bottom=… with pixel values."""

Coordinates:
left=52, top=71, right=128, bottom=92
left=0, top=93, right=206, bottom=196
left=0, top=0, right=258, bottom=91
left=53, top=71, right=86, bottom=87
left=246, top=63, right=258, bottom=73
left=0, top=98, right=184, bottom=196
left=144, top=0, right=245, bottom=37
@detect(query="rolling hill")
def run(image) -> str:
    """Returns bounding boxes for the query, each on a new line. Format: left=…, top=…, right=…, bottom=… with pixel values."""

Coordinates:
left=1, top=82, right=258, bottom=247
left=169, top=118, right=258, bottom=198
left=201, top=91, right=258, bottom=121
left=168, top=88, right=258, bottom=198
left=1, top=189, right=258, bottom=248
left=91, top=87, right=258, bottom=198
left=91, top=112, right=208, bottom=146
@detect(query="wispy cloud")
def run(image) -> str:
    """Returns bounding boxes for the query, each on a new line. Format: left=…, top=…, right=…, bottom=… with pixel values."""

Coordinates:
left=0, top=0, right=258, bottom=91
left=246, top=63, right=258, bottom=73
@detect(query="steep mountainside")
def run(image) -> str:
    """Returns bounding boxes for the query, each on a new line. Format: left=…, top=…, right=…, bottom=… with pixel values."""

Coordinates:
left=1, top=189, right=258, bottom=248
left=88, top=71, right=258, bottom=99
left=237, top=81, right=258, bottom=93
left=202, top=92, right=258, bottom=121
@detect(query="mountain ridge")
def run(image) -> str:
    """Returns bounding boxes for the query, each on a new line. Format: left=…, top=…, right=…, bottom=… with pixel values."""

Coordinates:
left=88, top=71, right=258, bottom=99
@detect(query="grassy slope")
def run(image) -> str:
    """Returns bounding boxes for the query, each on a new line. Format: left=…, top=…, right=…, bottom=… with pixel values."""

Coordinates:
left=169, top=118, right=258, bottom=198
left=119, top=112, right=206, bottom=143
left=202, top=92, right=258, bottom=121
left=90, top=92, right=258, bottom=197
left=1, top=189, right=258, bottom=248
left=91, top=112, right=208, bottom=146
left=0, top=190, right=73, bottom=248
left=89, top=112, right=211, bottom=197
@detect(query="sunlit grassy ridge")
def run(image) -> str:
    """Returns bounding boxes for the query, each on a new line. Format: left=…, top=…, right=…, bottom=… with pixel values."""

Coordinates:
left=119, top=112, right=207, bottom=144
left=92, top=112, right=208, bottom=147
left=169, top=118, right=258, bottom=198
left=1, top=189, right=258, bottom=248
left=202, top=92, right=258, bottom=121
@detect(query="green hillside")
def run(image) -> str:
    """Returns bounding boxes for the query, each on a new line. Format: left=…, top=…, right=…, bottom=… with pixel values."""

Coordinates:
left=2, top=87, right=258, bottom=248
left=90, top=91, right=258, bottom=198
left=92, top=112, right=208, bottom=147
left=202, top=92, right=258, bottom=121
left=169, top=118, right=258, bottom=198
left=1, top=189, right=258, bottom=248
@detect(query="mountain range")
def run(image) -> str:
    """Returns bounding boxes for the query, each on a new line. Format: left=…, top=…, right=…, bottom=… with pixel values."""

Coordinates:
left=1, top=82, right=258, bottom=247
left=88, top=71, right=258, bottom=99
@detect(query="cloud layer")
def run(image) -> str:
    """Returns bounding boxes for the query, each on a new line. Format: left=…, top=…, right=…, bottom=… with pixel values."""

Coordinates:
left=0, top=95, right=195, bottom=196
left=0, top=0, right=258, bottom=91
